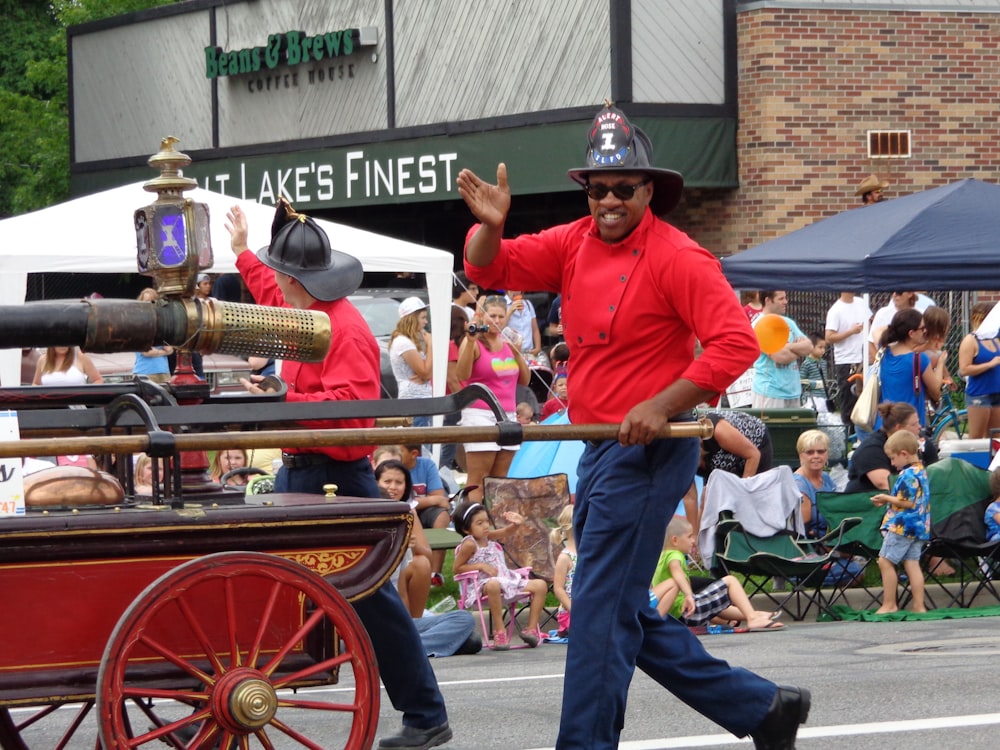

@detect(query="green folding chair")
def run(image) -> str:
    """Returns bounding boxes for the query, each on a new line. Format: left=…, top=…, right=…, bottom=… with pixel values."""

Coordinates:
left=715, top=516, right=862, bottom=620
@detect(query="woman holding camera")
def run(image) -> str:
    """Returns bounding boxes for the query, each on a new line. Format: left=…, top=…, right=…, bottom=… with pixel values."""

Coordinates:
left=455, top=294, right=531, bottom=501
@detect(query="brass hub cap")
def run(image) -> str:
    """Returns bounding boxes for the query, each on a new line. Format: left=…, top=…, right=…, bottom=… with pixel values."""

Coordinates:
left=228, top=677, right=278, bottom=729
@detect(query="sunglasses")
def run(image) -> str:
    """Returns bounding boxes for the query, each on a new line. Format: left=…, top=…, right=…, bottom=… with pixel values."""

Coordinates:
left=582, top=180, right=649, bottom=201
left=802, top=448, right=828, bottom=456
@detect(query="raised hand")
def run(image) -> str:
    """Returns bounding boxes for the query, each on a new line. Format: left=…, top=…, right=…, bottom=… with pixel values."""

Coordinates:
left=225, top=206, right=249, bottom=255
left=457, top=163, right=511, bottom=228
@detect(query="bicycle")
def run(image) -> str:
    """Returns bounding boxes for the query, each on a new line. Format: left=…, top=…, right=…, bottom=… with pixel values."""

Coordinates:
left=929, top=384, right=969, bottom=442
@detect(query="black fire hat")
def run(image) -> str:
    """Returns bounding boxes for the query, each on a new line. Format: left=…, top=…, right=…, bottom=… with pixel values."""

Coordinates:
left=257, top=198, right=363, bottom=302
left=567, top=102, right=684, bottom=215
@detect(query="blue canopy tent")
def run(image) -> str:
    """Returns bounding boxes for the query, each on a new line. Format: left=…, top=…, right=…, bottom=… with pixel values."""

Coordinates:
left=508, top=410, right=583, bottom=494
left=721, top=179, right=1000, bottom=291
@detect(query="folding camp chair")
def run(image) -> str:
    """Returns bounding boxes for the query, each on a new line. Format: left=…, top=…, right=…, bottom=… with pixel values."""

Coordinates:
left=712, top=514, right=777, bottom=602
left=816, top=489, right=887, bottom=610
left=922, top=537, right=1000, bottom=607
left=697, top=466, right=805, bottom=569
left=715, top=516, right=863, bottom=620
left=454, top=567, right=535, bottom=649
left=482, top=473, right=571, bottom=631
left=914, top=457, right=998, bottom=607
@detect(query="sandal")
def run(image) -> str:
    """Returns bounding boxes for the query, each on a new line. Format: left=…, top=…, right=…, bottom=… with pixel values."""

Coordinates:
left=492, top=630, right=510, bottom=651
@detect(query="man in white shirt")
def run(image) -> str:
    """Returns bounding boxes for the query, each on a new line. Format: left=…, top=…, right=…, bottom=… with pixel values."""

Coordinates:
left=825, top=292, right=872, bottom=424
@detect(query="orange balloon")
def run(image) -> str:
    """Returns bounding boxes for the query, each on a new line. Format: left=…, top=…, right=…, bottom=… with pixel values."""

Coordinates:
left=754, top=313, right=790, bottom=355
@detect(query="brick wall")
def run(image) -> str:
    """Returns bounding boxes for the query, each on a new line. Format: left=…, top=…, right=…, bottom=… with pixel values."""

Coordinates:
left=717, top=7, right=1000, bottom=257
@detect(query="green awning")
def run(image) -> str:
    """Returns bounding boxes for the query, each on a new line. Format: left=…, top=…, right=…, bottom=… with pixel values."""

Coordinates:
left=73, top=116, right=736, bottom=210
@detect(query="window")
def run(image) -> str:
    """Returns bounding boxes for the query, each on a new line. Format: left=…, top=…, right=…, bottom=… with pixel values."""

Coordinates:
left=867, top=130, right=911, bottom=159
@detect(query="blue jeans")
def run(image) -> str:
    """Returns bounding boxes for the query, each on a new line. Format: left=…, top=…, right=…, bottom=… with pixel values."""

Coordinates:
left=413, top=610, right=476, bottom=657
left=275, top=459, right=448, bottom=730
left=556, top=438, right=776, bottom=749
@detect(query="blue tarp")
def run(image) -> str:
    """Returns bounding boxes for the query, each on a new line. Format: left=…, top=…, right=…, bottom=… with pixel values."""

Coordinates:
left=722, top=179, right=1000, bottom=292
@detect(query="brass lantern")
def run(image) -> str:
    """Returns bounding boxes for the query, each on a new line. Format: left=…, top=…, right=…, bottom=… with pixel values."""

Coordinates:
left=134, top=136, right=212, bottom=297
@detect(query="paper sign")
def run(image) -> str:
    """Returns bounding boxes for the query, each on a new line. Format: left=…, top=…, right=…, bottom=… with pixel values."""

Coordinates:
left=0, top=410, right=25, bottom=516
left=725, top=368, right=754, bottom=408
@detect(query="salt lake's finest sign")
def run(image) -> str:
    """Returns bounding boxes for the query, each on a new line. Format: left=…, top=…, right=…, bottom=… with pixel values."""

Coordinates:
left=205, top=27, right=377, bottom=79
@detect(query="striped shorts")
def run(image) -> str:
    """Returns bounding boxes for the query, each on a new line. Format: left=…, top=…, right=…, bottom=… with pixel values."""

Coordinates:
left=681, top=578, right=732, bottom=626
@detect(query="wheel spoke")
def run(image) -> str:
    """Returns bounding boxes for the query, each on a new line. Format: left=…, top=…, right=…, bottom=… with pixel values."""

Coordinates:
left=177, top=594, right=228, bottom=675
left=9, top=704, right=59, bottom=731
left=134, top=632, right=215, bottom=685
left=225, top=577, right=243, bottom=668
left=265, top=716, right=326, bottom=750
left=277, top=696, right=362, bottom=714
left=248, top=580, right=284, bottom=669
left=128, top=708, right=212, bottom=748
left=259, top=608, right=327, bottom=678
left=120, top=687, right=209, bottom=703
left=254, top=729, right=276, bottom=750
left=54, top=700, right=95, bottom=750
left=271, top=651, right=353, bottom=690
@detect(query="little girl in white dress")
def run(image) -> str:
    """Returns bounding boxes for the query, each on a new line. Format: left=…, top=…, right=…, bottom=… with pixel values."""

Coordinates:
left=451, top=500, right=549, bottom=650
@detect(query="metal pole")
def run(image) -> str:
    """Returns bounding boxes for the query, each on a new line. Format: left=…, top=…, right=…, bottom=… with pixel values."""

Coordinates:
left=0, top=420, right=713, bottom=460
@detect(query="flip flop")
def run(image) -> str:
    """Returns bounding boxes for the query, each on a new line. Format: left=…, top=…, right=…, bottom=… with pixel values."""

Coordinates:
left=769, top=610, right=784, bottom=622
left=749, top=620, right=786, bottom=632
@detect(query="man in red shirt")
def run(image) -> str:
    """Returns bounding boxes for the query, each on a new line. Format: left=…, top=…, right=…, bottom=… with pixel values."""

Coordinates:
left=458, top=104, right=809, bottom=750
left=227, top=201, right=452, bottom=750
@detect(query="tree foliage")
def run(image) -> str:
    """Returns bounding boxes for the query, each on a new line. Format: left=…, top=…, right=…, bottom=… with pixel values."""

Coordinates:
left=0, top=0, right=177, bottom=218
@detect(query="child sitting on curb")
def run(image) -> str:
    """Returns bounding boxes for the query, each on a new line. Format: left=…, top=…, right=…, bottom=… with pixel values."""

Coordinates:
left=651, top=517, right=784, bottom=631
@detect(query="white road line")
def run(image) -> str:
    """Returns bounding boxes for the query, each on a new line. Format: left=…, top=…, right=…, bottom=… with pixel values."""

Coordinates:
left=525, top=712, right=1000, bottom=749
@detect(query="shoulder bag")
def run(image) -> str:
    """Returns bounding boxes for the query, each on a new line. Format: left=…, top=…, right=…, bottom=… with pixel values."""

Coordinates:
left=850, top=348, right=885, bottom=432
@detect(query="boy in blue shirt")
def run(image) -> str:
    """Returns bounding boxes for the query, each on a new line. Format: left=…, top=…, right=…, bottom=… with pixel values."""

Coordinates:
left=872, top=430, right=931, bottom=614
left=401, top=444, right=451, bottom=586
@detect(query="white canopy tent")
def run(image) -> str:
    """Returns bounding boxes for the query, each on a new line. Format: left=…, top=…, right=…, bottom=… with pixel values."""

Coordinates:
left=0, top=183, right=453, bottom=394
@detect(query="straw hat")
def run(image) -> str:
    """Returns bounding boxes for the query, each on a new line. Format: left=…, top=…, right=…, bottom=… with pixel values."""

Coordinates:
left=854, top=175, right=890, bottom=196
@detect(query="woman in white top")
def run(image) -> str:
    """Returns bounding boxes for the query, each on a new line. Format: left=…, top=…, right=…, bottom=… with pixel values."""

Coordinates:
left=389, top=297, right=433, bottom=427
left=32, top=346, right=103, bottom=386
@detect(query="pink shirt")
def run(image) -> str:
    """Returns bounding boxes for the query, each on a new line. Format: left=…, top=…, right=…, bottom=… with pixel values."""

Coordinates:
left=468, top=339, right=519, bottom=412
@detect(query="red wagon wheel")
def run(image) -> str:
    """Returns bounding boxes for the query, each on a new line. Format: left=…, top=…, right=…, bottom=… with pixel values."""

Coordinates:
left=0, top=703, right=102, bottom=750
left=96, top=551, right=379, bottom=749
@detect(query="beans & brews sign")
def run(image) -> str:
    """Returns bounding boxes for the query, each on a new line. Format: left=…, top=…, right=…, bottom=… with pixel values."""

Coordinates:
left=205, top=27, right=373, bottom=79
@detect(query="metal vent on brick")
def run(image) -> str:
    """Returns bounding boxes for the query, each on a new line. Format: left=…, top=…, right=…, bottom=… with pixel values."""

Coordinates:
left=867, top=130, right=911, bottom=159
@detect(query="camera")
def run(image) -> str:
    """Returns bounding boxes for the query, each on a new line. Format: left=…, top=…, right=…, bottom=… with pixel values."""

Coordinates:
left=467, top=323, right=489, bottom=335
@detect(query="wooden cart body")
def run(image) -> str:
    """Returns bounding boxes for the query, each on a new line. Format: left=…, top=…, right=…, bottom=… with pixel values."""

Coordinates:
left=0, top=495, right=410, bottom=707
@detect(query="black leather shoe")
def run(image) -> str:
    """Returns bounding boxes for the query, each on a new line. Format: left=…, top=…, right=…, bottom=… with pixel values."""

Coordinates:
left=751, top=685, right=810, bottom=750
left=377, top=722, right=453, bottom=749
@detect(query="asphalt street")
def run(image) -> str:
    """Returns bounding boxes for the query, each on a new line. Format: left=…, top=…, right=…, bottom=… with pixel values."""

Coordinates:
left=11, top=615, right=999, bottom=748
left=374, top=615, right=1000, bottom=750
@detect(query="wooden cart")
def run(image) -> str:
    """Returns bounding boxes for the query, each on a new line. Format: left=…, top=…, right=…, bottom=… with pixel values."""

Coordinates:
left=0, top=488, right=411, bottom=749
left=0, top=381, right=435, bottom=750
left=0, top=381, right=709, bottom=749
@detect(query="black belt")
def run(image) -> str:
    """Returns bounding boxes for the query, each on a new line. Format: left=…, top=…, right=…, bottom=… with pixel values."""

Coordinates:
left=281, top=452, right=334, bottom=469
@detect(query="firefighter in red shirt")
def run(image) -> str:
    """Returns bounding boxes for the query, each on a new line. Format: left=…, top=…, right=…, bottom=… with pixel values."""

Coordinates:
left=457, top=103, right=809, bottom=750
